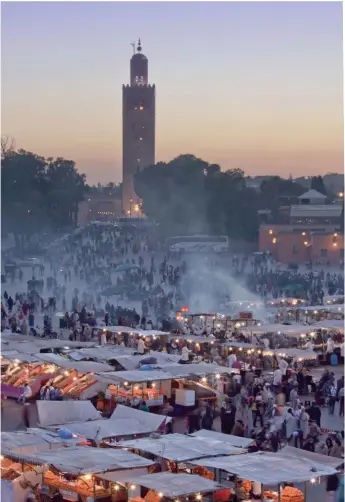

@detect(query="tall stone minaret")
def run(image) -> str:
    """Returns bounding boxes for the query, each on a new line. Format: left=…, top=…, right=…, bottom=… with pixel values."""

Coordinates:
left=122, top=39, right=155, bottom=215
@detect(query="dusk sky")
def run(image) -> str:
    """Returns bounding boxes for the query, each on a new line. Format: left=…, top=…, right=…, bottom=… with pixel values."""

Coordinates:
left=1, top=1, right=343, bottom=184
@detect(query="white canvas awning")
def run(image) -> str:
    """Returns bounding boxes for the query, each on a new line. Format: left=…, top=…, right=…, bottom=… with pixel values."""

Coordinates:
left=93, top=370, right=175, bottom=384
left=190, top=451, right=338, bottom=484
left=98, top=326, right=170, bottom=337
left=2, top=353, right=41, bottom=364
left=169, top=335, right=217, bottom=344
left=46, top=418, right=152, bottom=441
left=2, top=446, right=154, bottom=474
left=191, top=430, right=253, bottom=449
left=0, top=430, right=77, bottom=454
left=111, top=353, right=180, bottom=371
left=110, top=404, right=172, bottom=428
left=263, top=348, right=317, bottom=360
left=312, top=320, right=344, bottom=330
left=280, top=446, right=343, bottom=469
left=244, top=324, right=313, bottom=335
left=154, top=363, right=233, bottom=378
left=116, top=473, right=224, bottom=496
left=68, top=346, right=134, bottom=362
left=34, top=353, right=114, bottom=372
left=37, top=400, right=101, bottom=427
left=117, top=433, right=245, bottom=461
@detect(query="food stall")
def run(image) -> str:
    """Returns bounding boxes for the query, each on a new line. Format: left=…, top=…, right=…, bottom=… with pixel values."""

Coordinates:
left=36, top=401, right=172, bottom=443
left=32, top=353, right=114, bottom=399
left=97, top=327, right=170, bottom=351
left=110, top=472, right=225, bottom=502
left=1, top=447, right=154, bottom=502
left=1, top=356, right=58, bottom=399
left=91, top=370, right=174, bottom=408
left=114, top=433, right=246, bottom=474
left=189, top=449, right=340, bottom=502
left=1, top=430, right=80, bottom=454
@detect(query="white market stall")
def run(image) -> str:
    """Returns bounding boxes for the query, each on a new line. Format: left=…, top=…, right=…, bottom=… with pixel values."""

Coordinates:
left=1, top=446, right=154, bottom=502
left=114, top=472, right=225, bottom=501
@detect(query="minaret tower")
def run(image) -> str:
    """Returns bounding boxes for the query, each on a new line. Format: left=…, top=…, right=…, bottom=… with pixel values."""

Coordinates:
left=122, top=39, right=155, bottom=215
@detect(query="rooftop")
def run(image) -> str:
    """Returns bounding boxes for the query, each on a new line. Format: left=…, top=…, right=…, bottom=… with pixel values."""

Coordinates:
left=298, top=189, right=327, bottom=199
left=290, top=205, right=342, bottom=218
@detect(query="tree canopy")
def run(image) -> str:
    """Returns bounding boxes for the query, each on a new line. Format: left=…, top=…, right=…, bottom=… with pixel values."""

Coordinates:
left=134, top=154, right=306, bottom=241
left=311, top=175, right=327, bottom=195
left=1, top=140, right=87, bottom=246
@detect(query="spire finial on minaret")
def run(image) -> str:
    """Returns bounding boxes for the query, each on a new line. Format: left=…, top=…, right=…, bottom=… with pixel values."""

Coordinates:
left=137, top=38, right=142, bottom=52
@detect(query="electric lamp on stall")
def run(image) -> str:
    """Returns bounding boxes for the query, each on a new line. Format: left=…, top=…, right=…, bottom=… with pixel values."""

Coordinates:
left=196, top=494, right=202, bottom=500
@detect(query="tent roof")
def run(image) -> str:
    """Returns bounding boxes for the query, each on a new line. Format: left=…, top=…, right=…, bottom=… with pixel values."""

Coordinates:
left=152, top=363, right=233, bottom=378
left=280, top=446, right=343, bottom=469
left=117, top=433, right=246, bottom=461
left=2, top=446, right=154, bottom=474
left=191, top=430, right=254, bottom=449
left=244, top=324, right=313, bottom=335
left=110, top=404, right=172, bottom=427
left=93, top=370, right=174, bottom=384
left=44, top=418, right=160, bottom=440
left=0, top=430, right=76, bottom=453
left=68, top=346, right=134, bottom=361
left=37, top=400, right=101, bottom=427
left=34, top=353, right=114, bottom=372
left=298, top=189, right=327, bottom=199
left=190, top=450, right=338, bottom=484
left=116, top=473, right=224, bottom=496
left=113, top=353, right=180, bottom=371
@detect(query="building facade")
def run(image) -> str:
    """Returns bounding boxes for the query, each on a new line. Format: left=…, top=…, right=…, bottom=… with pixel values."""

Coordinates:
left=77, top=194, right=122, bottom=226
left=258, top=189, right=343, bottom=264
left=122, top=40, right=155, bottom=215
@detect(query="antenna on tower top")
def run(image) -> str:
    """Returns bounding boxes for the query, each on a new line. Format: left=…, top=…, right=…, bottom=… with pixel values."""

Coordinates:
left=130, top=42, right=135, bottom=55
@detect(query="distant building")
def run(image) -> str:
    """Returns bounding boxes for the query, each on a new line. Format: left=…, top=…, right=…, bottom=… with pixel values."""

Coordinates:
left=77, top=194, right=122, bottom=225
left=259, top=189, right=343, bottom=264
left=122, top=39, right=155, bottom=215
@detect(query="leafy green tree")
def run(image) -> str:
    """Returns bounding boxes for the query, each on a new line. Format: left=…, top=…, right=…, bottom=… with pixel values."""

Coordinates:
left=1, top=141, right=87, bottom=246
left=135, top=154, right=260, bottom=241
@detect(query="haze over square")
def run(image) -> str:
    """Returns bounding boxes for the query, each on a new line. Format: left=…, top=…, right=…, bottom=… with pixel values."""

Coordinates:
left=1, top=1, right=343, bottom=184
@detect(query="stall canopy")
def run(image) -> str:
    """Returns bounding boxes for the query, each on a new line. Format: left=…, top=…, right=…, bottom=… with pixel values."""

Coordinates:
left=93, top=370, right=175, bottom=384
left=191, top=430, right=253, bottom=449
left=169, top=335, right=217, bottom=344
left=38, top=402, right=171, bottom=440
left=98, top=326, right=170, bottom=337
left=262, top=348, right=317, bottom=360
left=1, top=353, right=40, bottom=364
left=244, top=324, right=313, bottom=335
left=110, top=404, right=172, bottom=428
left=312, top=320, right=344, bottom=330
left=154, top=363, right=233, bottom=378
left=191, top=451, right=338, bottom=484
left=37, top=400, right=101, bottom=427
left=2, top=446, right=154, bottom=474
left=68, top=347, right=134, bottom=361
left=34, top=353, right=114, bottom=372
left=280, top=446, right=343, bottom=469
left=0, top=430, right=78, bottom=454
left=117, top=433, right=246, bottom=462
left=116, top=473, right=224, bottom=497
left=113, top=352, right=181, bottom=371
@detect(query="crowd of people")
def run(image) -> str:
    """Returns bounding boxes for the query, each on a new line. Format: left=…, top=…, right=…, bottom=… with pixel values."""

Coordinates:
left=1, top=222, right=344, bottom=463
